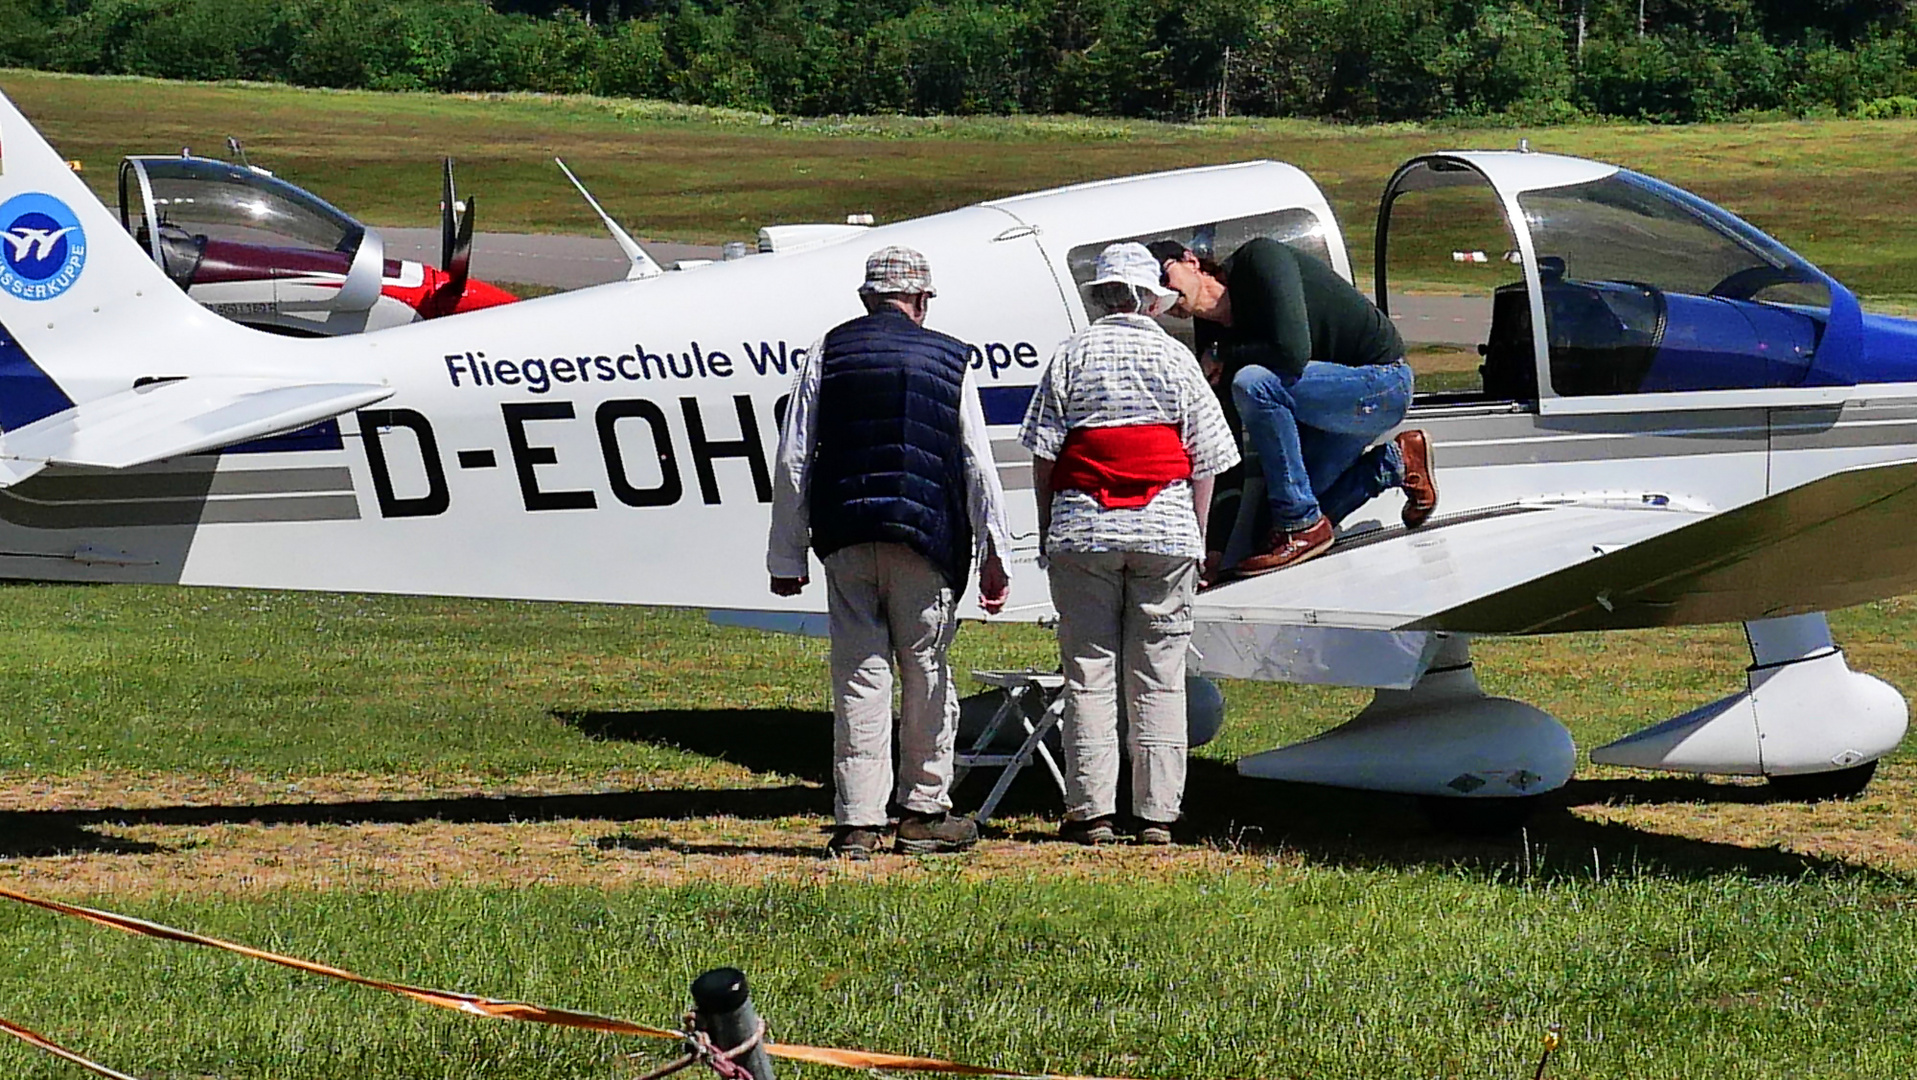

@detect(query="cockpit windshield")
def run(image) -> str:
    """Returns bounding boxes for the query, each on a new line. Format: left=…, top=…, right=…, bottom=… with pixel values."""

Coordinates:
left=1517, top=171, right=1830, bottom=396
left=125, top=158, right=364, bottom=254
left=1520, top=172, right=1828, bottom=308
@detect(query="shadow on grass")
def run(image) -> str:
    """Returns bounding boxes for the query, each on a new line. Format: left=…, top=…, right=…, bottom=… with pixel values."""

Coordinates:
left=1557, top=775, right=1777, bottom=807
left=562, top=708, right=832, bottom=783
left=596, top=836, right=828, bottom=859
left=1168, top=758, right=1890, bottom=884
left=0, top=706, right=1894, bottom=882
left=0, top=816, right=169, bottom=858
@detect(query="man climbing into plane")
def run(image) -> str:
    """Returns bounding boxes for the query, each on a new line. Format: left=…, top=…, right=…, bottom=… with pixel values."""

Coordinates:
left=766, top=245, right=1012, bottom=861
left=1148, top=238, right=1438, bottom=579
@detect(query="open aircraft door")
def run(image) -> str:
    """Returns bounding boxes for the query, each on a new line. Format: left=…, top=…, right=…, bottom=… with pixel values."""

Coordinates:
left=1380, top=152, right=1865, bottom=516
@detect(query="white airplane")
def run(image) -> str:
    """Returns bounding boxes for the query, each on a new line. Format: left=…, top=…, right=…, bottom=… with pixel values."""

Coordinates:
left=0, top=88, right=1911, bottom=828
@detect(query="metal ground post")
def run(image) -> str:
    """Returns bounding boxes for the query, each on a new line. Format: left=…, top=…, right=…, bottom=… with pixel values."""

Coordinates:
left=691, top=967, right=774, bottom=1080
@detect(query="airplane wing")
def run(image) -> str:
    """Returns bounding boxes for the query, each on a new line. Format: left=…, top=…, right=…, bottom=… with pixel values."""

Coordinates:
left=1193, top=458, right=1917, bottom=636
left=0, top=378, right=395, bottom=487
left=1192, top=496, right=1713, bottom=631
left=1423, top=458, right=1917, bottom=634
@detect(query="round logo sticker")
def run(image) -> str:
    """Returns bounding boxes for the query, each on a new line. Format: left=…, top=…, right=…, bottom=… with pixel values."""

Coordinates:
left=0, top=193, right=87, bottom=302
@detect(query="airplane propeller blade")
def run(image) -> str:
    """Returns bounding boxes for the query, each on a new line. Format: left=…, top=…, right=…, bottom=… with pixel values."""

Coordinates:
left=440, top=156, right=457, bottom=273
left=422, top=157, right=477, bottom=319
left=445, top=191, right=474, bottom=299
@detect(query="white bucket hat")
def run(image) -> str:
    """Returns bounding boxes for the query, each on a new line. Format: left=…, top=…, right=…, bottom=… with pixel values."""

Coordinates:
left=1083, top=241, right=1181, bottom=316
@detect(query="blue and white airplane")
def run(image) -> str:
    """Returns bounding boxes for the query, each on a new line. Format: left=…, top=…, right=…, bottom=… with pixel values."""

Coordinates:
left=0, top=88, right=1912, bottom=825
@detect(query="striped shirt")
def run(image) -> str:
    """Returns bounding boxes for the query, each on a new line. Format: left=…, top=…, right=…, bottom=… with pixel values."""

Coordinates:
left=1018, top=313, right=1240, bottom=558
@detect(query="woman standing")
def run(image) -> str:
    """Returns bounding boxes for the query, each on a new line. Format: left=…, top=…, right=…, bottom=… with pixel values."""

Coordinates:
left=1017, top=242, right=1240, bottom=845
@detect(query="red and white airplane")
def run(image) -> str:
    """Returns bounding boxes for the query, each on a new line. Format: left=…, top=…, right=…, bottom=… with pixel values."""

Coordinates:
left=118, top=152, right=516, bottom=336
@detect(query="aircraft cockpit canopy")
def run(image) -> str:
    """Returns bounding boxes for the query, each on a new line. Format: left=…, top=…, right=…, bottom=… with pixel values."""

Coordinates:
left=118, top=156, right=368, bottom=290
left=1517, top=170, right=1831, bottom=397
left=1380, top=152, right=1849, bottom=409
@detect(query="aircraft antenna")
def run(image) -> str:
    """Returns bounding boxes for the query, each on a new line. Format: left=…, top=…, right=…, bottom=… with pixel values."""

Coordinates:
left=555, top=158, right=664, bottom=281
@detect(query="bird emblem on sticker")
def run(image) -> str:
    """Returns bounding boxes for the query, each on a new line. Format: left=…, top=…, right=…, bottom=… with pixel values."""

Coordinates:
left=0, top=192, right=86, bottom=301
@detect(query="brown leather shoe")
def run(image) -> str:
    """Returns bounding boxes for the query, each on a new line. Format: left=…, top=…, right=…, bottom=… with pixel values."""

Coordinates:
left=1396, top=429, right=1439, bottom=528
left=1234, top=517, right=1335, bottom=577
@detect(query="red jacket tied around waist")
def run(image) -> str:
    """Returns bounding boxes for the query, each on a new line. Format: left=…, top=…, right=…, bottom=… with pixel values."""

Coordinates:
left=1051, top=424, right=1192, bottom=509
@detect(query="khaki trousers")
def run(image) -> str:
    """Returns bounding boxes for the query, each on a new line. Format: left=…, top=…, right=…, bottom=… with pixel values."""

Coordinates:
left=1047, top=550, right=1197, bottom=824
left=823, top=542, right=960, bottom=827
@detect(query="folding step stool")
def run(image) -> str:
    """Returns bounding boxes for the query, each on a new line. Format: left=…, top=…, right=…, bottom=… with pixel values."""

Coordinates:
left=956, top=670, right=1068, bottom=825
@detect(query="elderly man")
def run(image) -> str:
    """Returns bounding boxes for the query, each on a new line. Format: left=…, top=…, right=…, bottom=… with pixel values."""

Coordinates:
left=1018, top=242, right=1239, bottom=845
left=767, top=245, right=1012, bottom=861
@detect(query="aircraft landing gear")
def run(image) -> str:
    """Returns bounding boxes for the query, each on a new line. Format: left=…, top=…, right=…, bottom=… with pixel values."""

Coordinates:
left=1235, top=634, right=1577, bottom=817
left=1591, top=613, right=1906, bottom=793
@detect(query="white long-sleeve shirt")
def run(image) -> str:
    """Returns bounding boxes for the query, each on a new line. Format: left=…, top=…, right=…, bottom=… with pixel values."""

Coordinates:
left=766, top=333, right=1013, bottom=582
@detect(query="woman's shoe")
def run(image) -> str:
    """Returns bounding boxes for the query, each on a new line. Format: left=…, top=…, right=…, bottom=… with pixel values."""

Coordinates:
left=1134, top=821, right=1175, bottom=846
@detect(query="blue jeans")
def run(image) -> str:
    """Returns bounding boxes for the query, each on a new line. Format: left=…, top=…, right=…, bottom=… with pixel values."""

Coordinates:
left=1230, top=360, right=1413, bottom=535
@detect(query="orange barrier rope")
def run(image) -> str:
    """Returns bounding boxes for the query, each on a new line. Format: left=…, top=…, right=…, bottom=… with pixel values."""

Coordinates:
left=0, top=884, right=1130, bottom=1080
left=0, top=1014, right=146, bottom=1080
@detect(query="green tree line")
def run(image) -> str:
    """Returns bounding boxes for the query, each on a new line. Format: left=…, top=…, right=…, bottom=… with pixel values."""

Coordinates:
left=2, top=0, right=1914, bottom=121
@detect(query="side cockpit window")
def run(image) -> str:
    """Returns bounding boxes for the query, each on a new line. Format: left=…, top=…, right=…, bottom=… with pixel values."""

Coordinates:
left=1519, top=173, right=1829, bottom=397
left=1065, top=207, right=1333, bottom=351
left=1378, top=180, right=1523, bottom=401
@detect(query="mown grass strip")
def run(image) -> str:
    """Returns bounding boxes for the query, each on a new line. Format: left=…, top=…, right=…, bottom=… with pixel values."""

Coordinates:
left=0, top=874, right=1914, bottom=1080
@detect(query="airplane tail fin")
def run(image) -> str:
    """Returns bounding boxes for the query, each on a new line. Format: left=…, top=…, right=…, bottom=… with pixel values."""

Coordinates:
left=0, top=90, right=389, bottom=485
left=0, top=88, right=259, bottom=407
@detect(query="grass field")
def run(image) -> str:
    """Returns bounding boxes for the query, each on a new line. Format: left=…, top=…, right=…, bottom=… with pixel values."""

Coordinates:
left=0, top=584, right=1913, bottom=1079
left=0, top=71, right=1916, bottom=1079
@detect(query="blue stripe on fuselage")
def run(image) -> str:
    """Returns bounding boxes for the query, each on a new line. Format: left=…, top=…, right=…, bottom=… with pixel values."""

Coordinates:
left=1861, top=313, right=1917, bottom=384
left=979, top=384, right=1036, bottom=425
left=218, top=418, right=346, bottom=454
left=0, top=317, right=76, bottom=430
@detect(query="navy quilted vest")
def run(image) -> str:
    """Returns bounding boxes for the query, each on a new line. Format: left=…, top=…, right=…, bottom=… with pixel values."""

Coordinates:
left=810, top=309, right=973, bottom=590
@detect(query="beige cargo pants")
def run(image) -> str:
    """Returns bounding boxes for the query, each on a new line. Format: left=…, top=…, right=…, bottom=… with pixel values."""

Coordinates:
left=823, top=542, right=961, bottom=827
left=1047, top=550, right=1198, bottom=825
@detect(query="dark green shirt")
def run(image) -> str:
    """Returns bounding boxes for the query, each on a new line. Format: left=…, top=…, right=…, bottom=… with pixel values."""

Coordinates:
left=1196, top=238, right=1405, bottom=381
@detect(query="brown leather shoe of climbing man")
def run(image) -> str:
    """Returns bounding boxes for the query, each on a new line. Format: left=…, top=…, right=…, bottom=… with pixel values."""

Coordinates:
left=1234, top=517, right=1335, bottom=577
left=1396, top=429, right=1439, bottom=528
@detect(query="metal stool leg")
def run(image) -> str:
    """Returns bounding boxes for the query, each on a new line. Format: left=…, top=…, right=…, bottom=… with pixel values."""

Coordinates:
left=974, top=687, right=1066, bottom=826
left=1029, top=691, right=1069, bottom=801
left=954, top=683, right=1026, bottom=788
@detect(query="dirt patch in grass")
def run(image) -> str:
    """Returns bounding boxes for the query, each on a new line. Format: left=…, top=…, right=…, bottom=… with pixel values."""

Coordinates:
left=1, top=761, right=1913, bottom=898
left=0, top=767, right=767, bottom=814
left=4, top=817, right=1292, bottom=898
